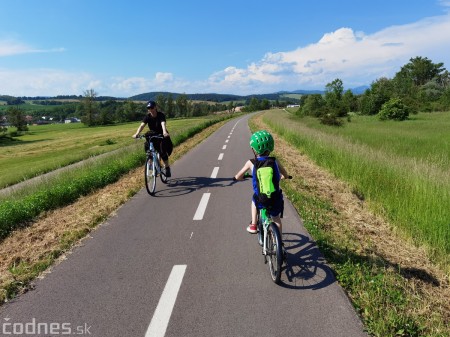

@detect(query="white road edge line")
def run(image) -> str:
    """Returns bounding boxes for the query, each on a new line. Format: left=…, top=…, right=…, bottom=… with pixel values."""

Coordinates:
left=193, top=193, right=211, bottom=220
left=145, top=265, right=187, bottom=337
left=211, top=167, right=219, bottom=178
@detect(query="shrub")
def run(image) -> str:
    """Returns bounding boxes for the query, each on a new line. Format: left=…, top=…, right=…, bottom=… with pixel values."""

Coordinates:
left=378, top=98, right=411, bottom=121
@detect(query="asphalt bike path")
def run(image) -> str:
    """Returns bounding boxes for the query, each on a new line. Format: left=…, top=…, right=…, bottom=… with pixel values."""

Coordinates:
left=0, top=115, right=367, bottom=337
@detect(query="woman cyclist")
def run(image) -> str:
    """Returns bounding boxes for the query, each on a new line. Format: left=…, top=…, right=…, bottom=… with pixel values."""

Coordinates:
left=132, top=100, right=173, bottom=177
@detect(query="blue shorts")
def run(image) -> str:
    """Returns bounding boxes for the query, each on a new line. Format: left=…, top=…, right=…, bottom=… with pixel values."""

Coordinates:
left=252, top=192, right=284, bottom=218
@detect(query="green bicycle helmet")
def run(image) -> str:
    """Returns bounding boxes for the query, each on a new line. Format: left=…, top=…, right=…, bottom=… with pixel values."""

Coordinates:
left=249, top=130, right=274, bottom=154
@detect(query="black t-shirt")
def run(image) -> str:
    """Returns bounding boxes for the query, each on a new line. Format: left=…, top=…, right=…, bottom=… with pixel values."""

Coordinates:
left=142, top=111, right=166, bottom=134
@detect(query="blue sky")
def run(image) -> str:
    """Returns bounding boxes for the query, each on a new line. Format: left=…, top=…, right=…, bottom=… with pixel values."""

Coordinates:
left=1, top=0, right=450, bottom=97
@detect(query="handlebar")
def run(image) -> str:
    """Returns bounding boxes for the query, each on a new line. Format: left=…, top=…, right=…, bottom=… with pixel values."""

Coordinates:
left=135, top=134, right=164, bottom=141
left=233, top=173, right=292, bottom=181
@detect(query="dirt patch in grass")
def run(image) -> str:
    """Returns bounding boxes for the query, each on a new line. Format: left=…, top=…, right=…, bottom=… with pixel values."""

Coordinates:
left=253, top=114, right=449, bottom=327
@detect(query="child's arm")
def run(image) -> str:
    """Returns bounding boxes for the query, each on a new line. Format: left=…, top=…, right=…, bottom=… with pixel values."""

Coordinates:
left=277, top=160, right=290, bottom=179
left=234, top=160, right=253, bottom=180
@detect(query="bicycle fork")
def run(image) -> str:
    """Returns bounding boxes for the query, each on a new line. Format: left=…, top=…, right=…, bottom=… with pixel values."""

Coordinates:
left=262, top=221, right=270, bottom=260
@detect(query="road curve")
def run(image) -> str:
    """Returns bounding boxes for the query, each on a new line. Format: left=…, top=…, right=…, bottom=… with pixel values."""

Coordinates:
left=0, top=115, right=367, bottom=337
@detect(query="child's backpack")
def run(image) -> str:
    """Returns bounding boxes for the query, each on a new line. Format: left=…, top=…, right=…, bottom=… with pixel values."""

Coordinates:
left=251, top=157, right=281, bottom=208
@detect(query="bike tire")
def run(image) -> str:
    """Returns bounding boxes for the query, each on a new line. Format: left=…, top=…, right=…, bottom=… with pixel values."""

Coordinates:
left=145, top=156, right=157, bottom=195
left=266, top=222, right=282, bottom=284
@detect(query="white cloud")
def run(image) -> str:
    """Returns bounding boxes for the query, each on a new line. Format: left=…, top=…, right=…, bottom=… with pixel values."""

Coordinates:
left=155, top=72, right=173, bottom=83
left=206, top=12, right=450, bottom=94
left=0, top=68, right=95, bottom=96
left=2, top=11, right=450, bottom=96
left=0, top=39, right=65, bottom=56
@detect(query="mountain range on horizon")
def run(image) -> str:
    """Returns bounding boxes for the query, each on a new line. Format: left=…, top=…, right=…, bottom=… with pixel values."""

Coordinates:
left=128, top=86, right=369, bottom=103
left=1, top=86, right=370, bottom=102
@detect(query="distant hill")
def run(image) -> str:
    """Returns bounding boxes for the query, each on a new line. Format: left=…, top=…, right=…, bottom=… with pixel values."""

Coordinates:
left=129, top=87, right=368, bottom=103
left=1, top=87, right=369, bottom=104
left=129, top=92, right=305, bottom=103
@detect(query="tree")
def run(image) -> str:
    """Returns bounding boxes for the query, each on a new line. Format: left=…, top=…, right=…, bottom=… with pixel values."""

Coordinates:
left=342, top=90, right=358, bottom=113
left=81, top=89, right=99, bottom=126
left=7, top=106, right=28, bottom=131
left=396, top=56, right=446, bottom=86
left=156, top=94, right=167, bottom=112
left=166, top=94, right=175, bottom=118
left=324, top=78, right=346, bottom=117
left=227, top=101, right=236, bottom=113
left=300, top=94, right=325, bottom=117
left=175, top=94, right=188, bottom=117
left=360, top=77, right=393, bottom=115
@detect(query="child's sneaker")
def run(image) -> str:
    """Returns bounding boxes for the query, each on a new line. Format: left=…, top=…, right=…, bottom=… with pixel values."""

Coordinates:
left=247, top=223, right=257, bottom=234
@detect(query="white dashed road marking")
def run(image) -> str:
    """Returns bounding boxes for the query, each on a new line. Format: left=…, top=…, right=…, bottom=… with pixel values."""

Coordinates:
left=193, top=193, right=211, bottom=220
left=211, top=167, right=219, bottom=178
left=145, top=265, right=187, bottom=337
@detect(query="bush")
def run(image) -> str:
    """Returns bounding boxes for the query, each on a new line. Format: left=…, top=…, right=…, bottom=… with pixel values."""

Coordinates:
left=378, top=98, right=411, bottom=121
left=320, top=113, right=343, bottom=126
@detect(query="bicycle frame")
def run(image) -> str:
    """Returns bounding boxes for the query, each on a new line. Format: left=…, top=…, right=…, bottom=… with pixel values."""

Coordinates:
left=138, top=134, right=168, bottom=195
left=147, top=141, right=161, bottom=174
left=257, top=206, right=283, bottom=284
left=259, top=208, right=271, bottom=254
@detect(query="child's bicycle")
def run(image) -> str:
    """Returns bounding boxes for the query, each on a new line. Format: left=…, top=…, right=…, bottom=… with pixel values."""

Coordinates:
left=242, top=172, right=292, bottom=284
left=257, top=206, right=284, bottom=284
left=136, top=134, right=168, bottom=195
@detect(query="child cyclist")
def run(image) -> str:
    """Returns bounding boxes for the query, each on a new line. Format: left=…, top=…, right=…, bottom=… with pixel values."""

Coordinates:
left=234, top=130, right=290, bottom=235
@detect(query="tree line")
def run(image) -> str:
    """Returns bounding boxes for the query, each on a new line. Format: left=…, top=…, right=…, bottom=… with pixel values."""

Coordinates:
left=296, top=56, right=450, bottom=125
left=2, top=55, right=449, bottom=134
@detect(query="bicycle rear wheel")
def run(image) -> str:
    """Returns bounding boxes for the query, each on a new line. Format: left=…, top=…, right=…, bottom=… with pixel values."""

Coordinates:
left=266, top=223, right=282, bottom=284
left=144, top=156, right=157, bottom=195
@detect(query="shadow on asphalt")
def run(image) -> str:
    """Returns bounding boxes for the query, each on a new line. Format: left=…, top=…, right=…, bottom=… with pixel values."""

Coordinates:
left=280, top=232, right=336, bottom=290
left=152, top=176, right=236, bottom=197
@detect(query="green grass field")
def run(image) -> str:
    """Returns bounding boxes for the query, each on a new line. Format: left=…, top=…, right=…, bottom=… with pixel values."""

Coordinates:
left=263, top=110, right=450, bottom=269
left=0, top=116, right=215, bottom=188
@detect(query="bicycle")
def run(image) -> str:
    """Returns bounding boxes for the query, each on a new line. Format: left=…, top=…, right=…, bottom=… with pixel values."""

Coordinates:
left=241, top=172, right=292, bottom=284
left=136, top=134, right=168, bottom=195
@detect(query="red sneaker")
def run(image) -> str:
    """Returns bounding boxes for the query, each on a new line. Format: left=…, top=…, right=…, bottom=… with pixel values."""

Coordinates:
left=247, top=223, right=257, bottom=234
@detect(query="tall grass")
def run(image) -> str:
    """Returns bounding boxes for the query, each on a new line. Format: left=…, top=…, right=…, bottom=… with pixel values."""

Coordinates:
left=263, top=110, right=449, bottom=268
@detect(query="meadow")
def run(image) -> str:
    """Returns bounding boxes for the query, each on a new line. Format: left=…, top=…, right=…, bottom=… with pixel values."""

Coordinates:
left=0, top=116, right=217, bottom=189
left=0, top=114, right=234, bottom=239
left=264, top=109, right=450, bottom=269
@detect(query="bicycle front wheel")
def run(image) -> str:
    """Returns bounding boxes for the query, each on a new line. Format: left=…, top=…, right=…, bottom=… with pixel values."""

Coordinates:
left=266, top=223, right=282, bottom=284
left=144, top=156, right=157, bottom=195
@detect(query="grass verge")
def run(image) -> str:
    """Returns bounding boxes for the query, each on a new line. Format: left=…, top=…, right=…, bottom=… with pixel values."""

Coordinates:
left=250, top=113, right=449, bottom=336
left=0, top=114, right=236, bottom=240
left=0, top=117, right=231, bottom=304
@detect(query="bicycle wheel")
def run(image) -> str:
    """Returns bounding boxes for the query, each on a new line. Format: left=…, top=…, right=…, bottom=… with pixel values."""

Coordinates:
left=144, top=156, right=157, bottom=195
left=266, top=222, right=282, bottom=284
